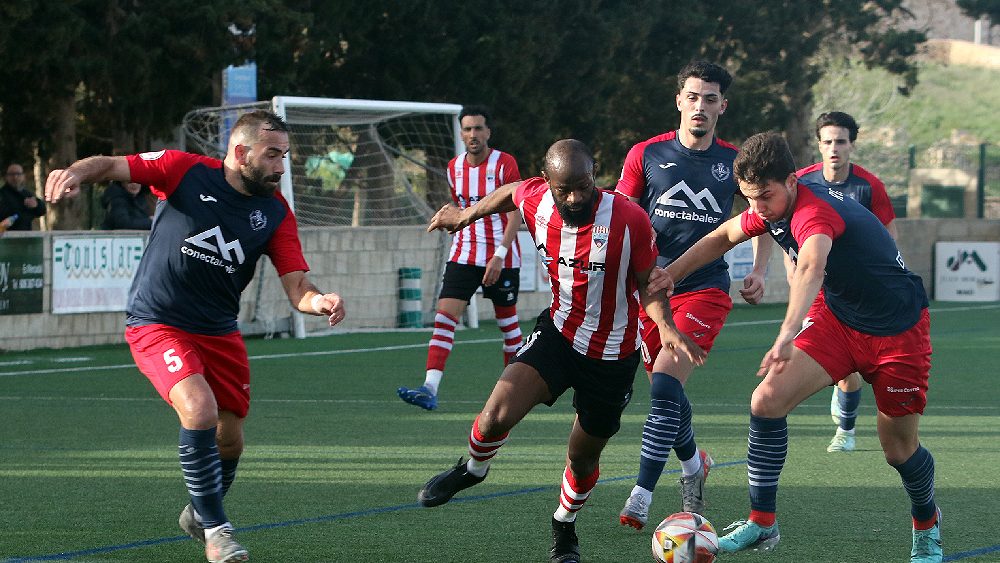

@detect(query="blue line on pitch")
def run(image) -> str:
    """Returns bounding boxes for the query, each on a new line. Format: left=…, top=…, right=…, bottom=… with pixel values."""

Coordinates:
left=3, top=459, right=995, bottom=561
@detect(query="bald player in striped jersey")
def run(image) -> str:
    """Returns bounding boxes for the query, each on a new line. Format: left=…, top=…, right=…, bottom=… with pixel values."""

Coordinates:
left=397, top=105, right=523, bottom=411
left=792, top=111, right=897, bottom=453
left=416, top=139, right=705, bottom=563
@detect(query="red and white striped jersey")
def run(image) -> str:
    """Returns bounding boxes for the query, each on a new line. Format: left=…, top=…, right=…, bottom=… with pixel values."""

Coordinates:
left=514, top=177, right=658, bottom=360
left=448, top=149, right=522, bottom=267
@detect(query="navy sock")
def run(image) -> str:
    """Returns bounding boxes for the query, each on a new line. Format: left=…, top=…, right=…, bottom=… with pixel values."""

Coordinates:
left=747, top=415, right=788, bottom=513
left=636, top=373, right=684, bottom=491
left=838, top=388, right=861, bottom=431
left=179, top=427, right=227, bottom=528
left=221, top=458, right=240, bottom=497
left=672, top=391, right=697, bottom=462
left=892, top=445, right=936, bottom=522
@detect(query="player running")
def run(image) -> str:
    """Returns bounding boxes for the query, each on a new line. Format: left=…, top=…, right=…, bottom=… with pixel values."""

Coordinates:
left=651, top=132, right=940, bottom=562
left=417, top=139, right=705, bottom=563
left=45, top=110, right=345, bottom=563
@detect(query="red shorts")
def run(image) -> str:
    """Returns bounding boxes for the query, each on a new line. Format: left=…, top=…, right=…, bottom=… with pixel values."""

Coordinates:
left=794, top=305, right=932, bottom=417
left=640, top=288, right=733, bottom=372
left=125, top=324, right=251, bottom=418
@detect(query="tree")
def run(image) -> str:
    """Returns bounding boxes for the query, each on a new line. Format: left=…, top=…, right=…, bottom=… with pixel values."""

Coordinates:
left=958, top=0, right=1000, bottom=23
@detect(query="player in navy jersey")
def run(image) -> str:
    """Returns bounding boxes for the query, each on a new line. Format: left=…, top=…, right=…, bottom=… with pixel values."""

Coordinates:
left=650, top=133, right=940, bottom=562
left=615, top=61, right=772, bottom=529
left=398, top=105, right=522, bottom=411
left=45, top=110, right=346, bottom=563
left=417, top=140, right=705, bottom=563
left=793, top=111, right=898, bottom=453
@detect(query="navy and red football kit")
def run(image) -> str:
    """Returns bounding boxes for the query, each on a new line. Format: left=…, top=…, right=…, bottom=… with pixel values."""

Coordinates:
left=123, top=150, right=309, bottom=416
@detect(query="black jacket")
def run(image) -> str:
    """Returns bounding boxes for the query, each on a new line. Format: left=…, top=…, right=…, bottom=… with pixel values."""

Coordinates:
left=101, top=182, right=152, bottom=230
left=0, top=183, right=46, bottom=230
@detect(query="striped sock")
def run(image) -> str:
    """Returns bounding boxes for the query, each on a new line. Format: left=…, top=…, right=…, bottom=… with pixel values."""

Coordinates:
left=179, top=427, right=226, bottom=528
left=424, top=311, right=459, bottom=394
left=554, top=466, right=600, bottom=522
left=494, top=304, right=522, bottom=365
left=672, top=391, right=699, bottom=473
left=892, top=445, right=937, bottom=525
left=467, top=414, right=508, bottom=476
left=220, top=458, right=239, bottom=497
left=636, top=373, right=683, bottom=491
left=837, top=388, right=861, bottom=431
left=747, top=415, right=788, bottom=517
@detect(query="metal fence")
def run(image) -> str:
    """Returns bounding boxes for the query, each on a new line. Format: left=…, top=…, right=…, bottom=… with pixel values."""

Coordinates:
left=856, top=141, right=1000, bottom=219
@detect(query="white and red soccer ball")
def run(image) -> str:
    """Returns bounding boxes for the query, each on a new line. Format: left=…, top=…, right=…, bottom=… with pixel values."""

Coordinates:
left=650, top=511, right=719, bottom=563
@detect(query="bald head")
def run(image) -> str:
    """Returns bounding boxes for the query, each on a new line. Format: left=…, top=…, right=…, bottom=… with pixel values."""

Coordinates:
left=542, top=139, right=598, bottom=227
left=543, top=139, right=595, bottom=178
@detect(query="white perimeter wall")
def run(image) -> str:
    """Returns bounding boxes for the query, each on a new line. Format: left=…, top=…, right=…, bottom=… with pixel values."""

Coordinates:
left=1, top=219, right=997, bottom=351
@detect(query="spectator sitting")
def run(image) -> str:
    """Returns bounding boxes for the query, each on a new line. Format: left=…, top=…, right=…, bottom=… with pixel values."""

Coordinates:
left=101, top=181, right=152, bottom=230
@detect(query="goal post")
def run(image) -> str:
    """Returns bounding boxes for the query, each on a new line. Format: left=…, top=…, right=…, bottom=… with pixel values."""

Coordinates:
left=180, top=96, right=466, bottom=337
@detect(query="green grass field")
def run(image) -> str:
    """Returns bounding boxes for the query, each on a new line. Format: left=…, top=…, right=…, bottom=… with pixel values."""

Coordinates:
left=1, top=302, right=998, bottom=562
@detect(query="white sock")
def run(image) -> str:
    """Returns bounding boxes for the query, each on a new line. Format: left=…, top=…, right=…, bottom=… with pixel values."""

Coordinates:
left=629, top=485, right=653, bottom=504
left=553, top=507, right=577, bottom=522
left=466, top=458, right=489, bottom=478
left=423, top=370, right=443, bottom=395
left=680, top=450, right=703, bottom=477
left=837, top=428, right=856, bottom=436
left=204, top=522, right=233, bottom=540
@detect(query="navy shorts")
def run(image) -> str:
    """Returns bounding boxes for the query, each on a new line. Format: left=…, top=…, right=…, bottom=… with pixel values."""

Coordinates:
left=512, top=310, right=640, bottom=438
left=439, top=261, right=520, bottom=306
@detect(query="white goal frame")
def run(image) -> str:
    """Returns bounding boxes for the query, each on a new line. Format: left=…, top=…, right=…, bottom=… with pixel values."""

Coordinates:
left=181, top=96, right=471, bottom=337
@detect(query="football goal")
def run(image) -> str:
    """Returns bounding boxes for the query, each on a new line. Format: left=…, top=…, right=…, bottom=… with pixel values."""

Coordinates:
left=180, top=97, right=464, bottom=337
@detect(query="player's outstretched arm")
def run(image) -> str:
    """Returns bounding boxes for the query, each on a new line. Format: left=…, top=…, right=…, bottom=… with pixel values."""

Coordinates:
left=280, top=270, right=346, bottom=327
left=45, top=156, right=131, bottom=203
left=637, top=266, right=706, bottom=366
left=428, top=181, right=521, bottom=234
left=648, top=215, right=749, bottom=295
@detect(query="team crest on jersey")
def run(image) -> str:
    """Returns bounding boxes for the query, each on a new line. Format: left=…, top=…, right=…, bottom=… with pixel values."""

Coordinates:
left=249, top=210, right=267, bottom=231
left=711, top=162, right=731, bottom=182
left=593, top=224, right=610, bottom=249
left=486, top=174, right=495, bottom=182
left=139, top=150, right=166, bottom=161
left=454, top=169, right=463, bottom=179
left=535, top=214, right=548, bottom=229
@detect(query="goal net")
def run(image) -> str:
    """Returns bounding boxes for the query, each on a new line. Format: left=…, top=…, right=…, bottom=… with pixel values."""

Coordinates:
left=180, top=97, right=463, bottom=337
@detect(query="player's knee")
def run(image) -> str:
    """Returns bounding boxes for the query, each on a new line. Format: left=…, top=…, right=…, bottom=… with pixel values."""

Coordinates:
left=749, top=385, right=791, bottom=418
left=476, top=409, right=512, bottom=439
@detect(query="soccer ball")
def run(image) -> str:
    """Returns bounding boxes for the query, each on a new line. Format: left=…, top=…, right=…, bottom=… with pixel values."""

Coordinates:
left=650, top=511, right=719, bottom=563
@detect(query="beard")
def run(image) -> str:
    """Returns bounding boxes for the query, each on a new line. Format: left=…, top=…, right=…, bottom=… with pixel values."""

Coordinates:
left=241, top=165, right=280, bottom=197
left=688, top=126, right=709, bottom=138
left=554, top=191, right=597, bottom=227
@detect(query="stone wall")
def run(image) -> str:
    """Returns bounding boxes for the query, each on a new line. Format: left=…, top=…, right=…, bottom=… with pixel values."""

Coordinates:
left=1, top=219, right=997, bottom=351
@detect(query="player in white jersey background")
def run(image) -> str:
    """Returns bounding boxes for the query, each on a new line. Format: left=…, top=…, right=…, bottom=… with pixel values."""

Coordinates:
left=398, top=105, right=523, bottom=411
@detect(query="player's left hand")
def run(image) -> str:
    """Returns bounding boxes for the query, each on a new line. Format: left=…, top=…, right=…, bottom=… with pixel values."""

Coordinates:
left=647, top=267, right=676, bottom=296
left=427, top=204, right=465, bottom=234
left=757, top=332, right=794, bottom=376
left=482, top=257, right=502, bottom=286
left=739, top=271, right=765, bottom=305
left=313, top=292, right=346, bottom=327
left=659, top=325, right=706, bottom=366
left=45, top=168, right=83, bottom=202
